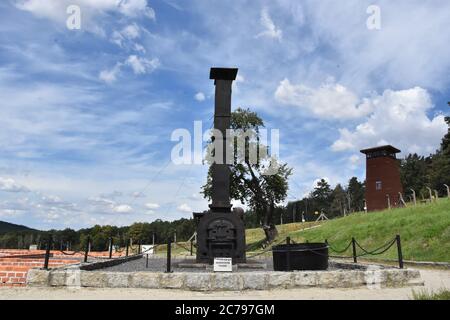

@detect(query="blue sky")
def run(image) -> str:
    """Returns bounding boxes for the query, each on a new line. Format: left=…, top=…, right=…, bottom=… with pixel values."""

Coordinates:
left=0, top=0, right=448, bottom=230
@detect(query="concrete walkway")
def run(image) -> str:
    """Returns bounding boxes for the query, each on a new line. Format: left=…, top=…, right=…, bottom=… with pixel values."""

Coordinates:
left=0, top=269, right=449, bottom=300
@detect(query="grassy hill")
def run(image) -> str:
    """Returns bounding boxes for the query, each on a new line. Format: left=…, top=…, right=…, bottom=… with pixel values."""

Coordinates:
left=0, top=221, right=37, bottom=234
left=246, top=198, right=450, bottom=262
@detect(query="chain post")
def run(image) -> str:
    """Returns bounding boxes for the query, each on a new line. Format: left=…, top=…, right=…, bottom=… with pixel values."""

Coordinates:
left=166, top=238, right=172, bottom=273
left=109, top=237, right=113, bottom=259
left=286, top=237, right=291, bottom=271
left=43, top=235, right=52, bottom=270
left=396, top=235, right=404, bottom=269
left=84, top=236, right=90, bottom=263
left=352, top=237, right=357, bottom=263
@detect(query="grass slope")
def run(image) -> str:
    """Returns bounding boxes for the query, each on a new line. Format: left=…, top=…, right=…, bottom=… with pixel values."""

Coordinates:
left=411, top=288, right=450, bottom=300
left=246, top=198, right=450, bottom=262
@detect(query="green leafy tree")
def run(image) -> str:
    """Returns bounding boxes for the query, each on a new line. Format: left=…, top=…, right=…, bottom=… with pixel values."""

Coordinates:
left=347, top=177, right=365, bottom=212
left=311, top=179, right=332, bottom=214
left=330, top=184, right=347, bottom=217
left=202, top=108, right=292, bottom=242
left=428, top=116, right=450, bottom=196
left=400, top=154, right=429, bottom=191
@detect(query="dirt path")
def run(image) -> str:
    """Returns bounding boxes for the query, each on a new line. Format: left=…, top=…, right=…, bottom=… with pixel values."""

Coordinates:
left=0, top=269, right=448, bottom=300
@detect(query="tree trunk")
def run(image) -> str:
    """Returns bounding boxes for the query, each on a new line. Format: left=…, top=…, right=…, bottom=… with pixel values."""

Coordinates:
left=262, top=202, right=278, bottom=243
left=263, top=225, right=278, bottom=243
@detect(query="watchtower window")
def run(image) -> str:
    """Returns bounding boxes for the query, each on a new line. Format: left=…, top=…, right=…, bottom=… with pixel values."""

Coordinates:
left=375, top=181, right=382, bottom=191
left=365, top=150, right=397, bottom=159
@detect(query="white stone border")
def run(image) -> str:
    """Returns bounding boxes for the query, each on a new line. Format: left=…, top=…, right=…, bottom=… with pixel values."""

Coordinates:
left=27, top=268, right=423, bottom=291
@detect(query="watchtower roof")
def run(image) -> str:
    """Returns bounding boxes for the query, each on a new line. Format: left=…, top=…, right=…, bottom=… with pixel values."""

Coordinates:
left=360, top=145, right=401, bottom=155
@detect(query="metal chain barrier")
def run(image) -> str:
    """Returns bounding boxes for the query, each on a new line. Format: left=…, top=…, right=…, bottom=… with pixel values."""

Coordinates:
left=355, top=238, right=396, bottom=255
left=176, top=242, right=195, bottom=254
left=319, top=237, right=398, bottom=259
left=327, top=240, right=352, bottom=254
left=114, top=247, right=126, bottom=253
left=141, top=244, right=162, bottom=254
left=247, top=238, right=287, bottom=259
left=355, top=238, right=397, bottom=256
left=259, top=237, right=399, bottom=261
left=84, top=244, right=163, bottom=259
left=58, top=250, right=83, bottom=256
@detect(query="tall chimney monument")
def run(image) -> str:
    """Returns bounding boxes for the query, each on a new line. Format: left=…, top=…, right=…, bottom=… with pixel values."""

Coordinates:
left=193, top=67, right=246, bottom=264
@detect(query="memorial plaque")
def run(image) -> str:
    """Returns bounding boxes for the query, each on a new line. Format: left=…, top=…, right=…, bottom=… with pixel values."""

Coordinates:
left=213, top=257, right=233, bottom=272
left=141, top=245, right=154, bottom=255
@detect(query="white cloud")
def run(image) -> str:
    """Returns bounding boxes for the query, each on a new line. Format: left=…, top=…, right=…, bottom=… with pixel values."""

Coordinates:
left=256, top=7, right=282, bottom=40
left=99, top=55, right=158, bottom=83
left=99, top=63, right=122, bottom=83
left=41, top=194, right=77, bottom=210
left=126, top=55, right=159, bottom=75
left=131, top=191, right=146, bottom=198
left=145, top=202, right=160, bottom=209
left=300, top=1, right=450, bottom=93
left=332, top=87, right=447, bottom=156
left=0, top=198, right=29, bottom=217
left=118, top=0, right=155, bottom=20
left=14, top=0, right=156, bottom=30
left=134, top=43, right=146, bottom=53
left=275, top=79, right=373, bottom=120
left=112, top=204, right=133, bottom=213
left=194, top=92, right=206, bottom=102
left=88, top=196, right=115, bottom=206
left=236, top=75, right=245, bottom=83
left=348, top=154, right=362, bottom=170
left=111, top=23, right=141, bottom=47
left=177, top=203, right=192, bottom=213
left=5, top=0, right=450, bottom=229
left=88, top=196, right=133, bottom=214
left=0, top=209, right=24, bottom=218
left=0, top=177, right=29, bottom=192
left=349, top=154, right=360, bottom=165
left=189, top=193, right=202, bottom=201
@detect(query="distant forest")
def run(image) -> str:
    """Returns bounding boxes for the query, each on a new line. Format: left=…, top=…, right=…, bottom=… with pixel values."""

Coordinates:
left=0, top=221, right=36, bottom=234
left=0, top=116, right=448, bottom=251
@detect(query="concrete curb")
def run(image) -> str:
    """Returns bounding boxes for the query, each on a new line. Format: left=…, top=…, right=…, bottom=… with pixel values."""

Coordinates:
left=360, top=259, right=450, bottom=269
left=27, top=268, right=423, bottom=291
left=79, top=254, right=143, bottom=271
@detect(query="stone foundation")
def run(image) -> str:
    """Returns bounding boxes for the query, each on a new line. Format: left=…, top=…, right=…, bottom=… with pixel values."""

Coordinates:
left=27, top=268, right=423, bottom=291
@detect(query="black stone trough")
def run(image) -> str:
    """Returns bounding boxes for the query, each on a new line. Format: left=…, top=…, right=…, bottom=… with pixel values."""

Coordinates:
left=272, top=243, right=329, bottom=271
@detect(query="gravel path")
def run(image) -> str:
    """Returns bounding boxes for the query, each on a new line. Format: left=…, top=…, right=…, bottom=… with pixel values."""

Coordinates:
left=102, top=257, right=273, bottom=272
left=1, top=269, right=449, bottom=300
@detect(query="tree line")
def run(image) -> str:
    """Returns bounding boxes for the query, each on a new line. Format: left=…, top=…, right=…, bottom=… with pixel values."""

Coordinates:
left=0, top=175, right=362, bottom=250
left=0, top=218, right=196, bottom=251
left=400, top=116, right=450, bottom=199
left=0, top=112, right=447, bottom=249
left=243, top=176, right=365, bottom=228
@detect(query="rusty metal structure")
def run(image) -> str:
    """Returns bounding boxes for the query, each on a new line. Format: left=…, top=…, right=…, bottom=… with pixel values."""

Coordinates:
left=193, top=67, right=246, bottom=264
